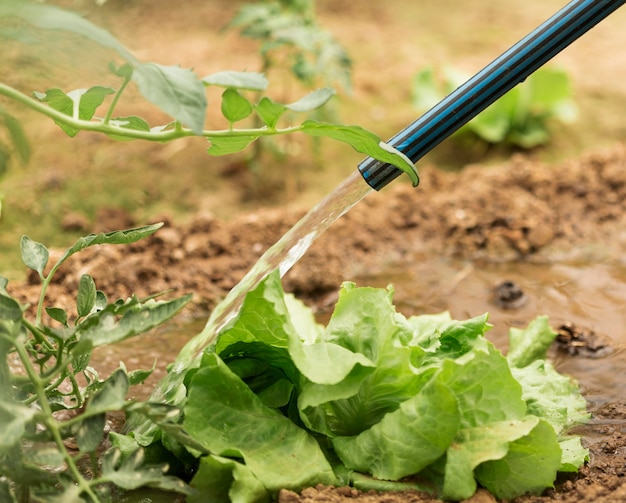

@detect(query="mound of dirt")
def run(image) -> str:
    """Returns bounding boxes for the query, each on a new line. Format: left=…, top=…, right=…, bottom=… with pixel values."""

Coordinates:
left=12, top=144, right=625, bottom=317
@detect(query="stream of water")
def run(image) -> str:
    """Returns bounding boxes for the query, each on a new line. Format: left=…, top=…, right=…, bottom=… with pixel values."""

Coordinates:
left=170, top=170, right=373, bottom=371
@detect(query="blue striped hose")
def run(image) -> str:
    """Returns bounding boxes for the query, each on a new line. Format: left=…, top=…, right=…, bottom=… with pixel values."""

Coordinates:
left=359, top=0, right=625, bottom=190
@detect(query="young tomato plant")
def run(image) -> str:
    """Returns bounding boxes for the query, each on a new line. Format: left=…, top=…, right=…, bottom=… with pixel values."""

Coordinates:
left=226, top=0, right=353, bottom=192
left=0, top=224, right=193, bottom=502
left=413, top=66, right=577, bottom=149
left=0, top=2, right=415, bottom=183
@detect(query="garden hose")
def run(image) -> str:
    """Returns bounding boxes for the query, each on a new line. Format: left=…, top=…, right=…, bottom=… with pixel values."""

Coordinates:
left=358, top=0, right=625, bottom=190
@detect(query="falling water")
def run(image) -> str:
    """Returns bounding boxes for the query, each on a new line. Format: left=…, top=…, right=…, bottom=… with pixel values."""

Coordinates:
left=170, top=170, right=373, bottom=372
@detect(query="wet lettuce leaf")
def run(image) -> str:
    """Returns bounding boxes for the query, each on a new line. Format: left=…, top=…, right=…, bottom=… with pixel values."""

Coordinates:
left=178, top=271, right=588, bottom=501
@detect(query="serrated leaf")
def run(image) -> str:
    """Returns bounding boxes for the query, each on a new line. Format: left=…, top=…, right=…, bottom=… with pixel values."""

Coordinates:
left=202, top=71, right=268, bottom=91
left=132, top=62, right=207, bottom=134
left=76, top=295, right=191, bottom=347
left=86, top=368, right=129, bottom=414
left=77, top=274, right=97, bottom=318
left=255, top=97, right=286, bottom=128
left=300, top=121, right=419, bottom=185
left=101, top=447, right=192, bottom=494
left=59, top=223, right=163, bottom=266
left=20, top=235, right=49, bottom=276
left=221, top=88, right=253, bottom=124
left=285, top=87, right=335, bottom=113
left=207, top=135, right=258, bottom=156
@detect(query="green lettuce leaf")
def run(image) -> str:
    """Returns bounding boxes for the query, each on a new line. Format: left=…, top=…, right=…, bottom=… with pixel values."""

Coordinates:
left=184, top=352, right=337, bottom=495
left=149, top=272, right=590, bottom=502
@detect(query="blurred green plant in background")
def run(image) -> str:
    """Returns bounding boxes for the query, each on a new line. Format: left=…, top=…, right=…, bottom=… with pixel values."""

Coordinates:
left=413, top=66, right=578, bottom=149
left=226, top=0, right=353, bottom=196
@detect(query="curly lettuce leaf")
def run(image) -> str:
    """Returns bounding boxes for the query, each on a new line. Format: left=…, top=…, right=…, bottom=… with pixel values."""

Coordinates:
left=173, top=272, right=589, bottom=502
left=184, top=352, right=337, bottom=496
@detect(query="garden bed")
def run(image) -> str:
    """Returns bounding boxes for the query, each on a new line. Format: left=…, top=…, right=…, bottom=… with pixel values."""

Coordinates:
left=9, top=144, right=626, bottom=503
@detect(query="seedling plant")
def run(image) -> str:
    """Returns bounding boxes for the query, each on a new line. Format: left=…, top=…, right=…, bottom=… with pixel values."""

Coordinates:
left=1, top=2, right=590, bottom=502
left=413, top=66, right=578, bottom=149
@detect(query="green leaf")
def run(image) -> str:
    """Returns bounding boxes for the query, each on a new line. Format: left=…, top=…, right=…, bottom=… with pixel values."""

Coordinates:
left=190, top=455, right=270, bottom=503
left=558, top=436, right=589, bottom=472
left=207, top=135, right=258, bottom=156
left=527, top=67, right=577, bottom=122
left=127, top=363, right=155, bottom=386
left=0, top=480, right=16, bottom=503
left=0, top=398, right=36, bottom=449
left=285, top=88, right=335, bottom=112
left=412, top=67, right=443, bottom=112
left=0, top=292, right=22, bottom=322
left=77, top=274, right=97, bottom=318
left=441, top=416, right=542, bottom=500
left=76, top=413, right=105, bottom=453
left=202, top=71, right=268, bottom=91
left=332, top=377, right=460, bottom=480
left=101, top=447, right=192, bottom=494
left=33, top=86, right=115, bottom=136
left=59, top=223, right=163, bottom=266
left=109, top=116, right=151, bottom=135
left=76, top=295, right=190, bottom=347
left=132, top=62, right=207, bottom=134
left=0, top=1, right=138, bottom=63
left=221, top=88, right=253, bottom=124
left=300, top=121, right=419, bottom=186
left=475, top=419, right=562, bottom=500
left=254, top=97, right=286, bottom=129
left=184, top=352, right=337, bottom=494
left=512, top=359, right=590, bottom=434
left=20, top=235, right=49, bottom=277
left=507, top=315, right=557, bottom=368
left=0, top=109, right=30, bottom=163
left=86, top=368, right=129, bottom=414
left=45, top=307, right=68, bottom=326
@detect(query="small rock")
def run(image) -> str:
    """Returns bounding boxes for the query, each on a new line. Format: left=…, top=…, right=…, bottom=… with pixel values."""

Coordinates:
left=493, top=280, right=528, bottom=309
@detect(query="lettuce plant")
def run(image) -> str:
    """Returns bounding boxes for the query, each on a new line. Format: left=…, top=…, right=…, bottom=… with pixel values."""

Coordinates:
left=413, top=66, right=577, bottom=148
left=123, top=271, right=589, bottom=502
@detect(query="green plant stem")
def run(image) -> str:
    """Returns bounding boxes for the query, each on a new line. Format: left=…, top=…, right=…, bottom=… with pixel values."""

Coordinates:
left=13, top=342, right=101, bottom=502
left=21, top=317, right=55, bottom=352
left=103, top=74, right=131, bottom=125
left=0, top=82, right=304, bottom=142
